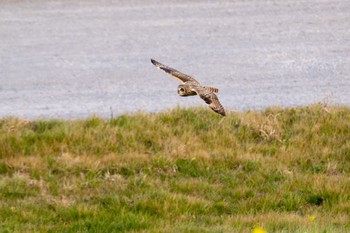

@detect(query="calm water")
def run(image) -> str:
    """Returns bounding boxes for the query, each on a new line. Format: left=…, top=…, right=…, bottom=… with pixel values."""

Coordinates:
left=1, top=0, right=350, bottom=119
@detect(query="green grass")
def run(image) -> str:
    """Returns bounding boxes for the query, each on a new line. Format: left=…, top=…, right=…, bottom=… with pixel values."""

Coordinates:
left=1, top=105, right=350, bottom=232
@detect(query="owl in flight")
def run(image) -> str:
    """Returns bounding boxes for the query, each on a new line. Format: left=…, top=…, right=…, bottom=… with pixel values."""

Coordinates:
left=151, top=59, right=226, bottom=116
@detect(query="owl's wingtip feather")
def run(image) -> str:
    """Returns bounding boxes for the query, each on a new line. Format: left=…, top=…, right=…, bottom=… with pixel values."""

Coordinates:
left=150, top=58, right=158, bottom=66
left=216, top=109, right=226, bottom=116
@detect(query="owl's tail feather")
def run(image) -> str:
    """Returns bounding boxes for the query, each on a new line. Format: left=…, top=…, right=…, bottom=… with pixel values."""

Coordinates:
left=203, top=86, right=219, bottom=93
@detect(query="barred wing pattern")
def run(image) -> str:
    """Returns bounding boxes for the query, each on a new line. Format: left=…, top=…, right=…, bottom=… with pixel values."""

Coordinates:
left=151, top=59, right=199, bottom=84
left=194, top=87, right=226, bottom=116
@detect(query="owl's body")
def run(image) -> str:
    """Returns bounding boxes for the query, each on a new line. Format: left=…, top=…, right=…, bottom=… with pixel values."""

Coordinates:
left=151, top=59, right=226, bottom=116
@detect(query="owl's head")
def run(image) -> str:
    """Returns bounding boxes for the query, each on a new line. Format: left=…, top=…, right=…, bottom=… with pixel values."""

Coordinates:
left=177, top=84, right=188, bottom=96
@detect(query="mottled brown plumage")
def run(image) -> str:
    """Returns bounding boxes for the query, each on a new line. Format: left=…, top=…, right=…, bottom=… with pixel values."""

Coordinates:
left=151, top=59, right=226, bottom=116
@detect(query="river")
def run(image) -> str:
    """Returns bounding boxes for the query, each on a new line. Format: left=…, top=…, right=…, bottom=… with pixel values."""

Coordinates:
left=1, top=0, right=349, bottom=119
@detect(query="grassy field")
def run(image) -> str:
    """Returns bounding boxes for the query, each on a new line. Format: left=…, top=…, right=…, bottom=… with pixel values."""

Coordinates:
left=1, top=105, right=350, bottom=232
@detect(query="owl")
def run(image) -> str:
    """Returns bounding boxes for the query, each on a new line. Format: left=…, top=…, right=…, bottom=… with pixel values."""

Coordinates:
left=151, top=59, right=226, bottom=116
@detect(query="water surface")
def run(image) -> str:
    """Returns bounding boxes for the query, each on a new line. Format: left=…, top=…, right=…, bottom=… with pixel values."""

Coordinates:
left=1, top=0, right=349, bottom=119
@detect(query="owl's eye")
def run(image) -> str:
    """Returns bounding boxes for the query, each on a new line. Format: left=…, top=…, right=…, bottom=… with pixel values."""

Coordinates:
left=180, top=88, right=185, bottom=92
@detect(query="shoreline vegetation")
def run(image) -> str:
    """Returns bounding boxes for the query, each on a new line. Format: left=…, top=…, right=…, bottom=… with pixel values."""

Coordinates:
left=1, top=105, right=350, bottom=232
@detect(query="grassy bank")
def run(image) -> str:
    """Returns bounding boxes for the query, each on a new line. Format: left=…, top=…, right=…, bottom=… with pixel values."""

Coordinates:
left=1, top=105, right=350, bottom=232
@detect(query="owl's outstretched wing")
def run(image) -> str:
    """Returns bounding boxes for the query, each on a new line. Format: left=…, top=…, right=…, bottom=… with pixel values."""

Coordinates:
left=151, top=59, right=199, bottom=84
left=193, top=86, right=226, bottom=116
